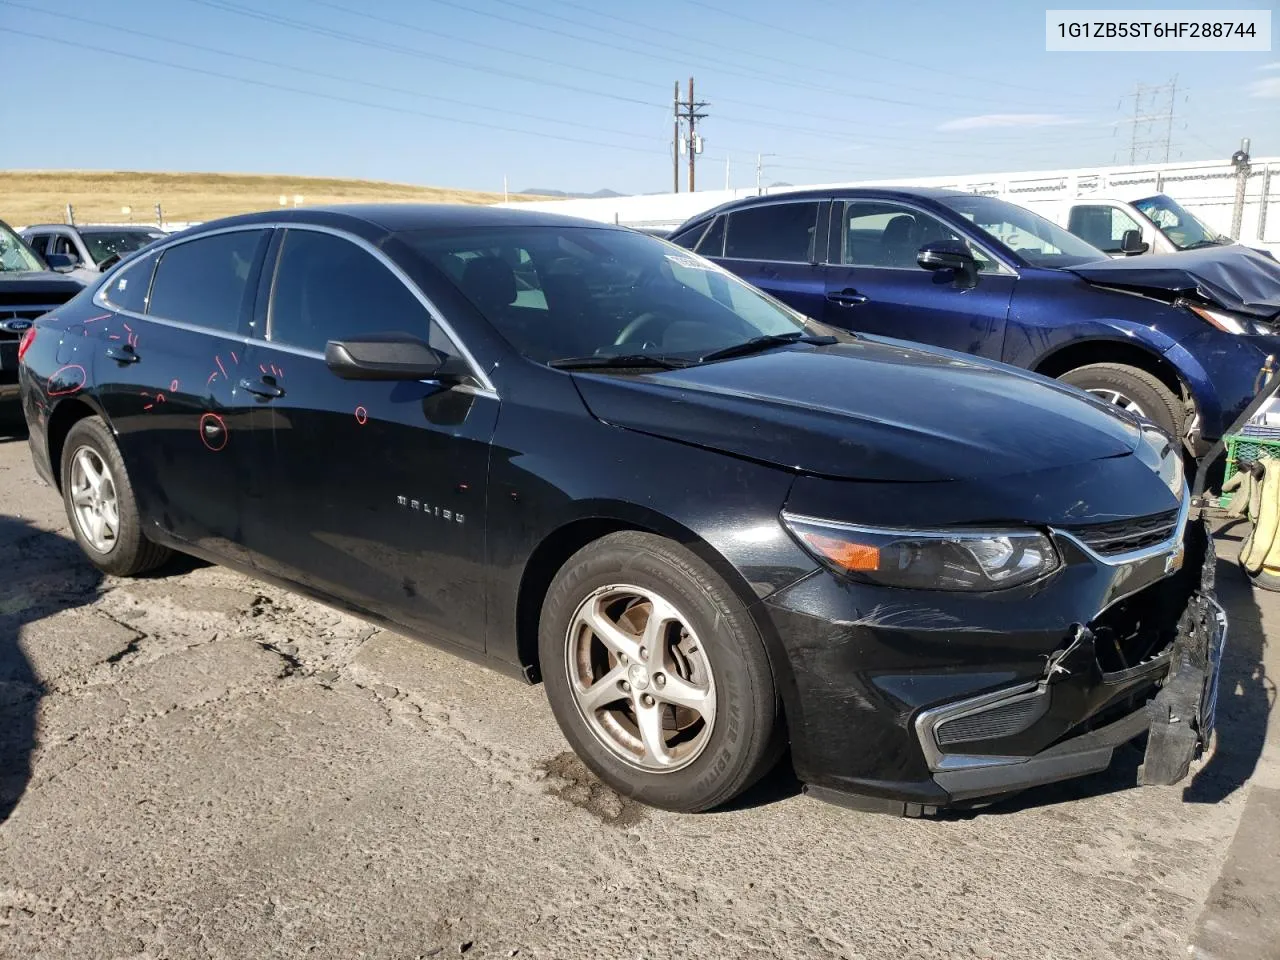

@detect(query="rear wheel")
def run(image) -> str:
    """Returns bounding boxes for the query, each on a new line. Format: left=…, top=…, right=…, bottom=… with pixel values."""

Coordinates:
left=60, top=417, right=170, bottom=576
left=539, top=531, right=782, bottom=812
left=1058, top=362, right=1184, bottom=439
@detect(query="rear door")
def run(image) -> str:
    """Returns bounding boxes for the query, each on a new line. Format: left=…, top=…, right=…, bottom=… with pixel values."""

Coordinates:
left=820, top=199, right=1014, bottom=359
left=707, top=200, right=829, bottom=319
left=236, top=226, right=497, bottom=652
left=96, top=228, right=269, bottom=558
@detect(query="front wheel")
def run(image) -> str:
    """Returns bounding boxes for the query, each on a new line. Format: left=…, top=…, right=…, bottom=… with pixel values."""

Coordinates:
left=1058, top=362, right=1184, bottom=440
left=539, top=532, right=783, bottom=812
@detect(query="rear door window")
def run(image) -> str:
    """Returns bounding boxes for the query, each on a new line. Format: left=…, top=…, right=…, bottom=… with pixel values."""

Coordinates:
left=268, top=229, right=453, bottom=354
left=147, top=230, right=266, bottom=333
left=724, top=202, right=820, bottom=262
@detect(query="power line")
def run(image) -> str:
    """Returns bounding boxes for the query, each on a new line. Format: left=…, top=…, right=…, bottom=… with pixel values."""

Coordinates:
left=183, top=0, right=666, bottom=111
left=183, top=0, right=1105, bottom=153
left=0, top=26, right=665, bottom=156
left=540, top=0, right=1095, bottom=112
left=682, top=0, right=1096, bottom=101
left=0, top=2, right=666, bottom=145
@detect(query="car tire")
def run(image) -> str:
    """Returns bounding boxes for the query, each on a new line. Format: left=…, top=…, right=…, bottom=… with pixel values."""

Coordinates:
left=1058, top=363, right=1184, bottom=439
left=539, top=531, right=783, bottom=813
left=60, top=417, right=171, bottom=577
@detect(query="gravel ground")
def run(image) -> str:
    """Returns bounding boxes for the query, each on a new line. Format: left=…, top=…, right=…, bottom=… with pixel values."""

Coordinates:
left=0, top=425, right=1277, bottom=960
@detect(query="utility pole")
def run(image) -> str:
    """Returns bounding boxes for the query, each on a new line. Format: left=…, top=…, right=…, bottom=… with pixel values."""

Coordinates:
left=673, top=77, right=708, bottom=193
left=673, top=81, right=681, bottom=194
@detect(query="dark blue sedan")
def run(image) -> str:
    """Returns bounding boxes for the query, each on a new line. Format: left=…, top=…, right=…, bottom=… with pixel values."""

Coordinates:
left=671, top=187, right=1280, bottom=448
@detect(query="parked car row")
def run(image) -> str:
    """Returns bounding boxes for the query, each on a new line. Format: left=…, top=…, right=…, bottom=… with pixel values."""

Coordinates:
left=18, top=203, right=1225, bottom=814
left=668, top=186, right=1280, bottom=450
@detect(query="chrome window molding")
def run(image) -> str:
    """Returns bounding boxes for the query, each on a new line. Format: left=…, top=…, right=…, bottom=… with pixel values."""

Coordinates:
left=91, top=220, right=498, bottom=398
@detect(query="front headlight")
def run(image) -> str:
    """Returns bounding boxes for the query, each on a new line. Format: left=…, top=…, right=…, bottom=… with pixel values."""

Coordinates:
left=1186, top=303, right=1270, bottom=336
left=1133, top=423, right=1185, bottom=500
left=781, top=514, right=1060, bottom=591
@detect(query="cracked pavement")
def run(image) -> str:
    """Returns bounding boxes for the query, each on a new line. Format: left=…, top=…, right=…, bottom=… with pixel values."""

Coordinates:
left=1, top=429, right=1277, bottom=960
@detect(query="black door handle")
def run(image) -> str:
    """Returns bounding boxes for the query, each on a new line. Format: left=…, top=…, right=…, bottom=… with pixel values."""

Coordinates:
left=105, top=344, right=140, bottom=363
left=826, top=288, right=869, bottom=307
left=239, top=377, right=285, bottom=399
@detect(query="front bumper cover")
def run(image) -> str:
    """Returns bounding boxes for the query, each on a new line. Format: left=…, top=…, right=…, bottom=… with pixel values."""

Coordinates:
left=795, top=519, right=1226, bottom=816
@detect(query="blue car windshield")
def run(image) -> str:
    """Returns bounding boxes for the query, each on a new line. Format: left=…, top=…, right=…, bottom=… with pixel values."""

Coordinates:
left=938, top=195, right=1107, bottom=268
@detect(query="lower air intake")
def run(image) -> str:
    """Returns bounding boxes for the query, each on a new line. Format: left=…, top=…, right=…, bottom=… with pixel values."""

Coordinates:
left=935, top=693, right=1048, bottom=746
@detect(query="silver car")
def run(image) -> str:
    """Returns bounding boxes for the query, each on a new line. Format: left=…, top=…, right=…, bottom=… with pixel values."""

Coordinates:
left=20, top=224, right=166, bottom=284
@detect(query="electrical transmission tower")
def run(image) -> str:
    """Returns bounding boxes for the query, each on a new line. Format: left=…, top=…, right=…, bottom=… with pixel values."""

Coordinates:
left=1121, top=76, right=1178, bottom=164
left=672, top=77, right=709, bottom=193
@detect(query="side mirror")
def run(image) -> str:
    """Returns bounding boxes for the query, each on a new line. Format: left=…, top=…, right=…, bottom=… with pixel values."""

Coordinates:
left=325, top=333, right=470, bottom=383
left=917, top=240, right=977, bottom=287
left=1120, top=229, right=1149, bottom=255
left=44, top=252, right=79, bottom=272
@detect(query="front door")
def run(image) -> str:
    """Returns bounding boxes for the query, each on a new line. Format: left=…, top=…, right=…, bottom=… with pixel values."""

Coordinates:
left=821, top=200, right=1015, bottom=360
left=237, top=226, right=497, bottom=652
left=94, top=229, right=267, bottom=560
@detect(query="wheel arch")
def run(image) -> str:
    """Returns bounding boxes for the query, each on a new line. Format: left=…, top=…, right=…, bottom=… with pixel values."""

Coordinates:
left=45, top=396, right=109, bottom=492
left=1031, top=337, right=1189, bottom=403
left=513, top=503, right=796, bottom=714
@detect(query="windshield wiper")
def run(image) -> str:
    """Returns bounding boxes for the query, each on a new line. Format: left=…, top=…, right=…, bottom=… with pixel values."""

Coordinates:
left=1183, top=238, right=1231, bottom=250
left=698, top=332, right=837, bottom=363
left=547, top=353, right=693, bottom=371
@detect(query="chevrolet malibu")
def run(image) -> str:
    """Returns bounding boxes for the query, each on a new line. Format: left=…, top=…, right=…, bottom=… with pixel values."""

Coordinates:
left=18, top=206, right=1225, bottom=813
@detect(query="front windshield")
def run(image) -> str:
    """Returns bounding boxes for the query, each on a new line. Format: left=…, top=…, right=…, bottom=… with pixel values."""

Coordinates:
left=938, top=194, right=1107, bottom=268
left=0, top=223, right=46, bottom=273
left=82, top=230, right=164, bottom=265
left=1133, top=194, right=1229, bottom=250
left=401, top=226, right=837, bottom=364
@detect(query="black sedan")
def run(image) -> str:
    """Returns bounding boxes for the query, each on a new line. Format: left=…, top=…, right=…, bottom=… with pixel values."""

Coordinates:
left=18, top=205, right=1224, bottom=814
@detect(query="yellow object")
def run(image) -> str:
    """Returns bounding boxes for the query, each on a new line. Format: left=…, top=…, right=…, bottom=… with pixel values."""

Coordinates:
left=1227, top=458, right=1280, bottom=577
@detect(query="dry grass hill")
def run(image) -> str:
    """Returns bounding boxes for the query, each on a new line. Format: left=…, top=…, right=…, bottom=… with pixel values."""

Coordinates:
left=1, top=170, right=543, bottom=227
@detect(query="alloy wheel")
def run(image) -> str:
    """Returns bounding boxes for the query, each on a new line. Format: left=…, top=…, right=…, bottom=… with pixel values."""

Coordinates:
left=69, top=445, right=120, bottom=554
left=1087, top=388, right=1147, bottom=419
left=565, top=584, right=717, bottom=772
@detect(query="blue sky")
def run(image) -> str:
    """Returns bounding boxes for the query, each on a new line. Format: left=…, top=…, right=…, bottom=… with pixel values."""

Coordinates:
left=2, top=0, right=1276, bottom=193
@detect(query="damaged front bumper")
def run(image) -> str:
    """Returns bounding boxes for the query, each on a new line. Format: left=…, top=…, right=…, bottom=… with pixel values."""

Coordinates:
left=768, top=516, right=1226, bottom=816
left=913, top=519, right=1225, bottom=805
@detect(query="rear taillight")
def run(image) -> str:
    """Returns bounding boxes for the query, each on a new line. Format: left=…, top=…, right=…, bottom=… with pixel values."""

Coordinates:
left=17, top=326, right=36, bottom=362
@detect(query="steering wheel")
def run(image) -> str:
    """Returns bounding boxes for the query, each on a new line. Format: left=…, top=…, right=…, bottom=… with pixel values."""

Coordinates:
left=613, top=311, right=666, bottom=347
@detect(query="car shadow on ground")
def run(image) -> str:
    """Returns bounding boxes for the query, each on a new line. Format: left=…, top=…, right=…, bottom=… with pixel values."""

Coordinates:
left=1184, top=521, right=1276, bottom=804
left=0, top=515, right=105, bottom=824
left=950, top=526, right=1274, bottom=819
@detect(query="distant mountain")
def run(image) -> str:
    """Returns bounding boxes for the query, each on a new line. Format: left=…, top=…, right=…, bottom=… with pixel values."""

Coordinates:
left=520, top=188, right=625, bottom=199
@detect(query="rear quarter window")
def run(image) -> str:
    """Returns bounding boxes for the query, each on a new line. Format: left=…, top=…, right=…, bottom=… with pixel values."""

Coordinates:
left=102, top=251, right=160, bottom=314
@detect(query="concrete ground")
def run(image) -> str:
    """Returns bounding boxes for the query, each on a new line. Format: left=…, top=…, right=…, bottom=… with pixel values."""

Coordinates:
left=0, top=426, right=1277, bottom=960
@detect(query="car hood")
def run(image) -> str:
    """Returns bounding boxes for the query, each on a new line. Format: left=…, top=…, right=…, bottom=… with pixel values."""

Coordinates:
left=0, top=271, right=86, bottom=301
left=571, top=338, right=1142, bottom=482
left=1067, top=245, right=1280, bottom=320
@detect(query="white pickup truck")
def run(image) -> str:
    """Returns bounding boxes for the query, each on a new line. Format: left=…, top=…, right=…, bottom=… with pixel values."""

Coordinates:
left=1023, top=188, right=1277, bottom=260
